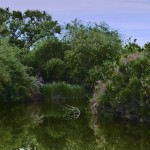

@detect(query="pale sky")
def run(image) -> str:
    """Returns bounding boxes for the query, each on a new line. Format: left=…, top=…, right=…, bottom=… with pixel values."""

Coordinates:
left=1, top=0, right=150, bottom=46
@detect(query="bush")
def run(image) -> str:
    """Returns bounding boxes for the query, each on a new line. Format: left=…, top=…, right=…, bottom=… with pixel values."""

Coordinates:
left=23, top=39, right=69, bottom=81
left=63, top=20, right=122, bottom=89
left=44, top=58, right=66, bottom=82
left=0, top=39, right=39, bottom=102
left=92, top=44, right=150, bottom=121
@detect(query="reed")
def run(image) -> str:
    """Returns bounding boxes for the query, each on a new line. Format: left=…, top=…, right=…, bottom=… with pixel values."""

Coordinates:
left=41, top=82, right=85, bottom=101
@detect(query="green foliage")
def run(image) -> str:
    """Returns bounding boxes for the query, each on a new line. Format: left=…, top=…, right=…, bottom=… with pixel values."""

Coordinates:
left=41, top=82, right=85, bottom=101
left=92, top=43, right=150, bottom=120
left=0, top=8, right=10, bottom=36
left=144, top=42, right=150, bottom=58
left=0, top=8, right=61, bottom=48
left=85, top=61, right=116, bottom=89
left=31, top=39, right=67, bottom=66
left=123, top=40, right=143, bottom=53
left=1, top=7, right=150, bottom=114
left=44, top=58, right=66, bottom=81
left=23, top=39, right=68, bottom=81
left=0, top=39, right=39, bottom=101
left=63, top=20, right=122, bottom=88
left=22, top=19, right=123, bottom=91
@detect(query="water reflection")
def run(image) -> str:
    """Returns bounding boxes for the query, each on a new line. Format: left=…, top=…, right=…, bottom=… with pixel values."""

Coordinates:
left=91, top=115, right=150, bottom=150
left=0, top=101, right=149, bottom=150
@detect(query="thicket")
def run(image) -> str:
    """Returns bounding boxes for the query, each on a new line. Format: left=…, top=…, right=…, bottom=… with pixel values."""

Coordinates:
left=24, top=20, right=122, bottom=90
left=0, top=6, right=150, bottom=115
left=92, top=42, right=150, bottom=121
left=0, top=39, right=39, bottom=101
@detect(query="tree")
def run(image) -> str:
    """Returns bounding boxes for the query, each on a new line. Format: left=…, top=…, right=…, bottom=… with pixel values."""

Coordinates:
left=63, top=20, right=122, bottom=89
left=0, top=8, right=61, bottom=49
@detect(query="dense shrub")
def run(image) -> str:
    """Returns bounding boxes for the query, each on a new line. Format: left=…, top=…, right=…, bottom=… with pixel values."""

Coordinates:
left=0, top=39, right=39, bottom=102
left=23, top=39, right=69, bottom=81
left=92, top=44, right=150, bottom=121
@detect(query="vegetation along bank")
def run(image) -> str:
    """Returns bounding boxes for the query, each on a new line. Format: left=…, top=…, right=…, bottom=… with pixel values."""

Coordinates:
left=0, top=8, right=149, bottom=122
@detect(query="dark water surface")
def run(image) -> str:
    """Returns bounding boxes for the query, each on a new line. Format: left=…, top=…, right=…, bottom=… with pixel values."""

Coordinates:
left=0, top=100, right=149, bottom=150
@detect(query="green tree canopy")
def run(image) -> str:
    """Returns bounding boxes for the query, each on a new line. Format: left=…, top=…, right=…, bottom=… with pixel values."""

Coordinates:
left=0, top=8, right=61, bottom=49
left=63, top=20, right=122, bottom=88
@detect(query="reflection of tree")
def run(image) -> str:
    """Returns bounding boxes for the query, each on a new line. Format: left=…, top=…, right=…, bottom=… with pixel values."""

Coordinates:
left=0, top=104, right=40, bottom=149
left=91, top=115, right=150, bottom=150
left=1, top=102, right=149, bottom=150
left=33, top=104, right=97, bottom=150
left=0, top=101, right=98, bottom=150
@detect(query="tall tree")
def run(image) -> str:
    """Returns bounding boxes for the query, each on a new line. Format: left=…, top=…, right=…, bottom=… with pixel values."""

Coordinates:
left=0, top=8, right=61, bottom=48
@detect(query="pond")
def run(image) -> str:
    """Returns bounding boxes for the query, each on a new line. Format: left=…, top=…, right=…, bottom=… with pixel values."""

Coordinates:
left=0, top=100, right=149, bottom=150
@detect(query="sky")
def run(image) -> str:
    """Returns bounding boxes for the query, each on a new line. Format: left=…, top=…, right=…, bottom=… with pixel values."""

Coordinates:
left=1, top=0, right=150, bottom=46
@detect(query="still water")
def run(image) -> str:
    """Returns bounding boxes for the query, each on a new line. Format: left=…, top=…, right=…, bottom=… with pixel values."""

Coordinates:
left=0, top=100, right=149, bottom=150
